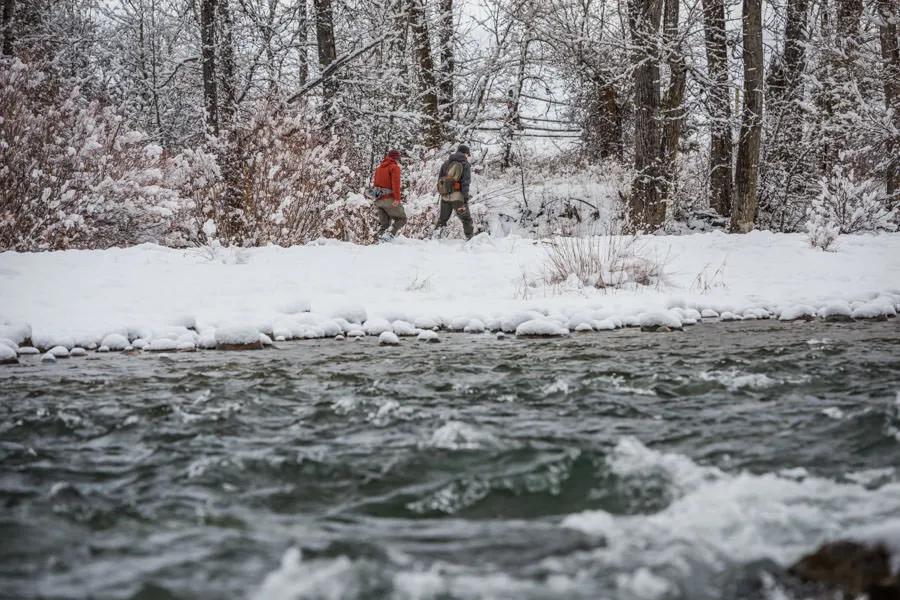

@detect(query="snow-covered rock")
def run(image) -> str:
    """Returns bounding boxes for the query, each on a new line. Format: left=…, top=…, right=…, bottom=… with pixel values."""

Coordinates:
left=779, top=305, right=817, bottom=321
left=34, top=334, right=74, bottom=351
left=417, top=330, right=440, bottom=343
left=148, top=338, right=177, bottom=352
left=69, top=347, right=87, bottom=357
left=414, top=315, right=440, bottom=330
left=363, top=318, right=392, bottom=336
left=48, top=345, right=70, bottom=358
left=638, top=311, right=683, bottom=331
left=100, top=333, right=129, bottom=351
left=463, top=319, right=486, bottom=333
left=17, top=346, right=39, bottom=355
left=515, top=318, right=569, bottom=337
left=719, top=311, right=741, bottom=321
left=392, top=320, right=418, bottom=336
left=334, top=334, right=345, bottom=341
left=41, top=352, right=56, bottom=363
left=259, top=333, right=273, bottom=346
left=347, top=328, right=365, bottom=338
left=378, top=331, right=400, bottom=346
left=216, top=325, right=263, bottom=349
left=97, top=345, right=110, bottom=353
left=851, top=301, right=896, bottom=320
left=819, top=301, right=853, bottom=321
left=573, top=322, right=593, bottom=332
left=700, top=308, right=719, bottom=319
left=132, top=338, right=149, bottom=350
left=593, top=318, right=618, bottom=331
left=0, top=338, right=17, bottom=352
left=448, top=316, right=470, bottom=331
left=0, top=322, right=31, bottom=346
left=0, top=344, right=18, bottom=365
left=176, top=341, right=197, bottom=352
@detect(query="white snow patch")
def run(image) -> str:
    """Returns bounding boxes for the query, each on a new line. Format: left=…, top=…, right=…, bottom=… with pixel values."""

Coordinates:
left=215, top=325, right=260, bottom=345
left=392, top=320, right=418, bottom=336
left=638, top=311, right=682, bottom=329
left=148, top=338, right=177, bottom=351
left=0, top=344, right=17, bottom=362
left=364, top=318, right=393, bottom=336
left=100, top=333, right=129, bottom=351
left=417, top=330, right=439, bottom=342
left=378, top=331, right=400, bottom=346
left=515, top=318, right=568, bottom=337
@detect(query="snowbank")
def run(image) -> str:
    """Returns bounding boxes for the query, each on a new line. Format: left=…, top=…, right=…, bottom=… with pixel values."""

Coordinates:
left=1, top=231, right=898, bottom=352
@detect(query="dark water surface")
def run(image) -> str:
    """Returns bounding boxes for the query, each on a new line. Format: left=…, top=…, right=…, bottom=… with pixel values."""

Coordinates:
left=2, top=320, right=900, bottom=599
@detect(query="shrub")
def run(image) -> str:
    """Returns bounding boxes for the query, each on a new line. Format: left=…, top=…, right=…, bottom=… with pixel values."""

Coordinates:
left=543, top=234, right=665, bottom=289
left=0, top=58, right=199, bottom=250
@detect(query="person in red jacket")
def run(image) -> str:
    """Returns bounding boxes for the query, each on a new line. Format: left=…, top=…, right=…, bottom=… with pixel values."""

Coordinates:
left=369, top=149, right=407, bottom=242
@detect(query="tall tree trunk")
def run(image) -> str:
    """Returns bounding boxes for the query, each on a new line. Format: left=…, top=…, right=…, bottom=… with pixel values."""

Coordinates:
left=219, top=0, right=236, bottom=125
left=408, top=0, right=442, bottom=148
left=296, top=0, right=308, bottom=85
left=628, top=0, right=664, bottom=229
left=200, top=0, right=219, bottom=135
left=313, top=0, right=338, bottom=116
left=1, top=0, right=14, bottom=55
left=702, top=0, right=732, bottom=216
left=583, top=73, right=623, bottom=161
left=439, top=0, right=454, bottom=126
left=501, top=37, right=530, bottom=169
left=660, top=0, right=686, bottom=203
left=878, top=0, right=900, bottom=201
left=730, top=0, right=763, bottom=233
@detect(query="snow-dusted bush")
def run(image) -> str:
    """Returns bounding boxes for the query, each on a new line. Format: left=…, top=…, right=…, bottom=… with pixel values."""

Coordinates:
left=805, top=201, right=840, bottom=251
left=199, top=101, right=361, bottom=246
left=543, top=234, right=665, bottom=289
left=805, top=167, right=896, bottom=250
left=812, top=167, right=896, bottom=234
left=0, top=59, right=199, bottom=250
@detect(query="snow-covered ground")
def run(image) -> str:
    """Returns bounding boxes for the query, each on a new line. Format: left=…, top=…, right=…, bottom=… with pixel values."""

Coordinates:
left=1, top=231, right=899, bottom=352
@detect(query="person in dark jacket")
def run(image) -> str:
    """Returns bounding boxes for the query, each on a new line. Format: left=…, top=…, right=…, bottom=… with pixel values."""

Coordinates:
left=434, top=144, right=474, bottom=240
left=370, top=149, right=407, bottom=242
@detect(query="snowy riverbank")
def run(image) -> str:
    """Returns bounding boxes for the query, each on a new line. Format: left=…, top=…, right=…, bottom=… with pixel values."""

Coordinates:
left=2, top=231, right=899, bottom=354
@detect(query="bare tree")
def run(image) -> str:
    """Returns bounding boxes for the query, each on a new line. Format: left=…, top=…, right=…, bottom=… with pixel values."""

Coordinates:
left=313, top=0, right=337, bottom=114
left=438, top=0, right=454, bottom=125
left=702, top=0, right=732, bottom=216
left=1, top=0, right=14, bottom=55
left=200, top=0, right=219, bottom=134
left=659, top=0, right=686, bottom=203
left=730, top=0, right=763, bottom=233
left=219, top=0, right=236, bottom=125
left=628, top=0, right=664, bottom=229
left=408, top=0, right=442, bottom=147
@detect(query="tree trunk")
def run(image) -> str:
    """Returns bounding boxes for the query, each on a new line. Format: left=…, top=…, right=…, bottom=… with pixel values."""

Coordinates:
left=501, top=37, right=530, bottom=169
left=659, top=0, right=686, bottom=203
left=878, top=0, right=900, bottom=201
left=730, top=0, right=763, bottom=233
left=583, top=73, right=623, bottom=161
left=200, top=0, right=219, bottom=135
left=702, top=0, right=732, bottom=216
left=296, top=0, right=308, bottom=85
left=408, top=0, right=442, bottom=148
left=628, top=0, right=665, bottom=229
left=439, top=0, right=454, bottom=125
left=313, top=0, right=338, bottom=114
left=1, top=0, right=14, bottom=55
left=219, top=0, right=236, bottom=125
left=821, top=0, right=863, bottom=175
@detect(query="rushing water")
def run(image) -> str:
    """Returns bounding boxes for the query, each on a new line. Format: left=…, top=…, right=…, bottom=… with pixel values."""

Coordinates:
left=2, top=320, right=900, bottom=600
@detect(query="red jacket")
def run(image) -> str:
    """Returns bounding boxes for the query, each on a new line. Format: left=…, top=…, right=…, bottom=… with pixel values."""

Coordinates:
left=372, top=156, right=402, bottom=204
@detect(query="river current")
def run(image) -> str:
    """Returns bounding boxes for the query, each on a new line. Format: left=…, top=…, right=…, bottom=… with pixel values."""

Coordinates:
left=2, top=320, right=900, bottom=599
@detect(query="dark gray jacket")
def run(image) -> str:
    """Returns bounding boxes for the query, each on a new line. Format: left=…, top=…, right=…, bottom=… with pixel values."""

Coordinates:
left=438, top=152, right=471, bottom=199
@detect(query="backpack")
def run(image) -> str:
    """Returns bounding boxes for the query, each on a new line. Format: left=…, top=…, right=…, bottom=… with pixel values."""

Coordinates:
left=436, top=161, right=464, bottom=196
